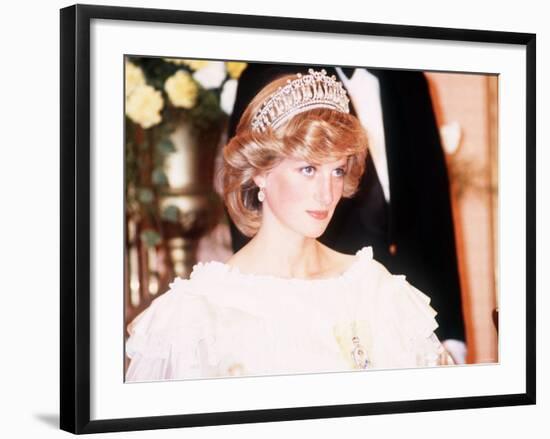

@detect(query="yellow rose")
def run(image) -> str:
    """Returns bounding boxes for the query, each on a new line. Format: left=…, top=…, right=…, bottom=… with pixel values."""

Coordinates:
left=182, top=60, right=210, bottom=71
left=164, top=70, right=198, bottom=109
left=226, top=62, right=247, bottom=79
left=126, top=84, right=164, bottom=129
left=163, top=58, right=188, bottom=65
left=164, top=59, right=210, bottom=71
left=125, top=61, right=146, bottom=98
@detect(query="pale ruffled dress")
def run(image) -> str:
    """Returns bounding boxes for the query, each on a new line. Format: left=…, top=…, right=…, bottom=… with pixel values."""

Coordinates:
left=125, top=246, right=451, bottom=382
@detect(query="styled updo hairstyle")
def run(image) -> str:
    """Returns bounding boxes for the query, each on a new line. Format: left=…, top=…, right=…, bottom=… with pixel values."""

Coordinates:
left=222, top=73, right=369, bottom=237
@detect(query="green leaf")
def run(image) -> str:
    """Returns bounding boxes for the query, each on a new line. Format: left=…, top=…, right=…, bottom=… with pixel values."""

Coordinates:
left=161, top=205, right=180, bottom=223
left=156, top=138, right=176, bottom=154
left=152, top=168, right=168, bottom=185
left=188, top=89, right=224, bottom=131
left=159, top=123, right=175, bottom=137
left=137, top=188, right=154, bottom=204
left=140, top=229, right=162, bottom=247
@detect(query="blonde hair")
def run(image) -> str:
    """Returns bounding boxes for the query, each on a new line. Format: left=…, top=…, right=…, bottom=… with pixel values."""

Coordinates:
left=222, top=73, right=369, bottom=237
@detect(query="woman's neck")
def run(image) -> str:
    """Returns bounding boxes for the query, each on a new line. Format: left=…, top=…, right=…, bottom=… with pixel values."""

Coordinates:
left=230, top=223, right=330, bottom=280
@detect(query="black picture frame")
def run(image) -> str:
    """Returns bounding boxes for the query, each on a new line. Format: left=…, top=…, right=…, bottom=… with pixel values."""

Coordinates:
left=60, top=3, right=536, bottom=434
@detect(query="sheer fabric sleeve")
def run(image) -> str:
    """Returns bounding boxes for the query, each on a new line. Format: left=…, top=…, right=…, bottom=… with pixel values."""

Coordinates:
left=358, top=258, right=449, bottom=368
left=385, top=275, right=454, bottom=367
left=125, top=278, right=215, bottom=382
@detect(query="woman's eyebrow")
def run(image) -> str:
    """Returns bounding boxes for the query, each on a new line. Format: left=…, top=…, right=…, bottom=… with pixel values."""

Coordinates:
left=290, top=158, right=312, bottom=165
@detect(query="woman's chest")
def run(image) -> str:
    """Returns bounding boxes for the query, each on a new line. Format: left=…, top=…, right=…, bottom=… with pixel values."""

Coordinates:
left=199, top=293, right=373, bottom=377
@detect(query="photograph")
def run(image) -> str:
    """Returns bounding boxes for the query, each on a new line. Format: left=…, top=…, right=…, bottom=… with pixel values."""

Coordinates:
left=123, top=57, right=499, bottom=382
left=58, top=3, right=535, bottom=434
left=1, top=0, right=546, bottom=437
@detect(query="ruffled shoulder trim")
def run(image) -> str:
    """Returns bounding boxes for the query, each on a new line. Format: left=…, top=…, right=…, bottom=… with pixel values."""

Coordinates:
left=353, top=257, right=440, bottom=367
left=388, top=274, right=439, bottom=340
left=188, top=246, right=374, bottom=286
left=126, top=279, right=213, bottom=361
left=356, top=245, right=373, bottom=259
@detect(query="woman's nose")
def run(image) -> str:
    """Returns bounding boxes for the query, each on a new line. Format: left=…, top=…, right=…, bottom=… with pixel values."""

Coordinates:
left=314, top=176, right=334, bottom=207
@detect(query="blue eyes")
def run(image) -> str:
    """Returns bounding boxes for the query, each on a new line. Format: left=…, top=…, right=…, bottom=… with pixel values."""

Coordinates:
left=300, top=166, right=346, bottom=177
left=333, top=168, right=346, bottom=177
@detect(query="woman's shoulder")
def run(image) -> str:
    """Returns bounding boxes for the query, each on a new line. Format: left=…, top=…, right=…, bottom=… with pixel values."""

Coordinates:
left=329, top=244, right=373, bottom=262
left=125, top=277, right=221, bottom=381
left=325, top=245, right=358, bottom=268
left=311, top=245, right=370, bottom=280
left=351, top=250, right=439, bottom=341
left=136, top=276, right=207, bottom=310
left=126, top=278, right=211, bottom=346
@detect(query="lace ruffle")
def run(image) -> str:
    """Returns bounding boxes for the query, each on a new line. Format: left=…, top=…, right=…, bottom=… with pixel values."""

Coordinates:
left=125, top=245, right=444, bottom=380
left=188, top=246, right=374, bottom=286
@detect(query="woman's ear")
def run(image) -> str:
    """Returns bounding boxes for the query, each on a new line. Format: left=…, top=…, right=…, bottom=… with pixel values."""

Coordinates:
left=252, top=173, right=267, bottom=188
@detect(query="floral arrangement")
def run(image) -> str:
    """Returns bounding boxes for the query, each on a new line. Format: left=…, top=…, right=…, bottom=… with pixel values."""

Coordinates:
left=124, top=57, right=247, bottom=247
left=125, top=57, right=246, bottom=130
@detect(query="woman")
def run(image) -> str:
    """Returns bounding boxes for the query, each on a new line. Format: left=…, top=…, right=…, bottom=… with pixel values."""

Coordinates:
left=125, top=69, right=453, bottom=382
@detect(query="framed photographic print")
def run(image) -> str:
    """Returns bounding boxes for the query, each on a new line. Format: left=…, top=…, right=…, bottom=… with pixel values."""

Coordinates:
left=60, top=3, right=536, bottom=434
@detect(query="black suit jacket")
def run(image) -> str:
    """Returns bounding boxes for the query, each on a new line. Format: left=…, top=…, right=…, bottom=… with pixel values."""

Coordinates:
left=226, top=62, right=465, bottom=343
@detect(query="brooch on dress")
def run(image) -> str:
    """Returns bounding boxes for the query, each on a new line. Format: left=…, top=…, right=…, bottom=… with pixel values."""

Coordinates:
left=333, top=320, right=369, bottom=370
left=351, top=335, right=369, bottom=369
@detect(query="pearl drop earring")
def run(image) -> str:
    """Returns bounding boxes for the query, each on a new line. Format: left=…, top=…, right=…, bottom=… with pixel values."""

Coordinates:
left=257, top=184, right=265, bottom=202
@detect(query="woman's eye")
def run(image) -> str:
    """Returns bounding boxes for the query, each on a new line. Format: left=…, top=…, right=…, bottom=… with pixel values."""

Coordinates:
left=300, top=166, right=316, bottom=176
left=333, top=168, right=347, bottom=177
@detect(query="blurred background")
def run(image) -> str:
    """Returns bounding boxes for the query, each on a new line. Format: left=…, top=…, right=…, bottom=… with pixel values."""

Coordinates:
left=123, top=56, right=498, bottom=367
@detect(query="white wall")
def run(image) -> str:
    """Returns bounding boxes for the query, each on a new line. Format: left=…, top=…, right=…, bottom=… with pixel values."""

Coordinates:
left=1, top=0, right=545, bottom=437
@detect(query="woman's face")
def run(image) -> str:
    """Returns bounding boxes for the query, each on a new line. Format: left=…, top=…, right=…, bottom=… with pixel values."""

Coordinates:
left=260, top=156, right=348, bottom=238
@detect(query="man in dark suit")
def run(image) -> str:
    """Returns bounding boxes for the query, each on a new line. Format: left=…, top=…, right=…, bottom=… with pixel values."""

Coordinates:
left=225, top=62, right=466, bottom=362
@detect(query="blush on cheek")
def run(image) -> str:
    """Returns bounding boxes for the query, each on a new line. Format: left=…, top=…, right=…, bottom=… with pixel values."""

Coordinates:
left=269, top=172, right=306, bottom=207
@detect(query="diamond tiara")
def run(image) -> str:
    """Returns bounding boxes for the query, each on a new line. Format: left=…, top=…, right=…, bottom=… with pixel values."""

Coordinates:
left=250, top=68, right=350, bottom=132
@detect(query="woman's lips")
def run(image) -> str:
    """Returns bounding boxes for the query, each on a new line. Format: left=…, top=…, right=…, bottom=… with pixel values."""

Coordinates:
left=306, top=210, right=329, bottom=220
